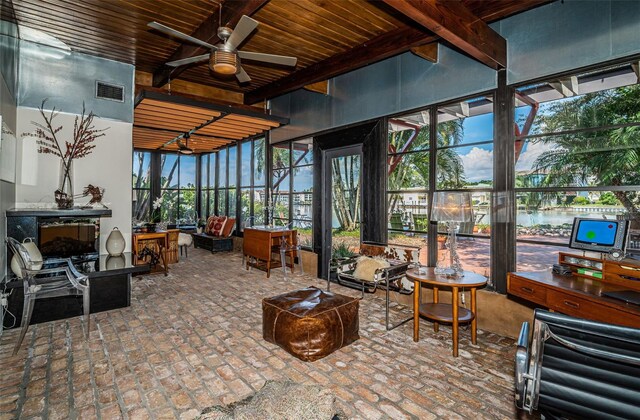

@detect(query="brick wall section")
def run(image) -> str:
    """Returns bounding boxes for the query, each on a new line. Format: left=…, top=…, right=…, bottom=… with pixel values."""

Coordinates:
left=0, top=249, right=525, bottom=419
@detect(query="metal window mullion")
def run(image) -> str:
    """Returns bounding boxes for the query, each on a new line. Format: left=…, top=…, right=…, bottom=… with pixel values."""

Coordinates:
left=428, top=107, right=438, bottom=267
left=289, top=142, right=293, bottom=225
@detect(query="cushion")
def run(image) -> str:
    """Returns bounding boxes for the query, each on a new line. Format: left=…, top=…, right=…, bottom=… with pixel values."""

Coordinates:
left=221, top=218, right=235, bottom=237
left=177, top=232, right=193, bottom=246
left=200, top=380, right=338, bottom=419
left=206, top=216, right=227, bottom=236
left=10, top=238, right=43, bottom=278
left=352, top=256, right=390, bottom=282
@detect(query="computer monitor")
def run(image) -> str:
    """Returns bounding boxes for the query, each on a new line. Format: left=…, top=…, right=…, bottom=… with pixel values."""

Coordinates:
left=569, top=217, right=629, bottom=253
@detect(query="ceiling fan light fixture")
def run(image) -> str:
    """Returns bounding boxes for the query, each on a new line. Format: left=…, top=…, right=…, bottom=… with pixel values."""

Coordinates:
left=210, top=50, right=237, bottom=75
left=177, top=135, right=194, bottom=155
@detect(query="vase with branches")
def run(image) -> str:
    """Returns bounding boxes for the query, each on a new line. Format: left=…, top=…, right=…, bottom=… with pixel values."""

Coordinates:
left=24, top=100, right=108, bottom=209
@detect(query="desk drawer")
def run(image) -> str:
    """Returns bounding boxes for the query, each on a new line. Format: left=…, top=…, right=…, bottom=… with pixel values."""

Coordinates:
left=547, top=291, right=640, bottom=328
left=508, top=275, right=547, bottom=305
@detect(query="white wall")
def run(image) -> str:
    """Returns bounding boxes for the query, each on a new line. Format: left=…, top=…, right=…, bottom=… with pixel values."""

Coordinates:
left=16, top=107, right=132, bottom=253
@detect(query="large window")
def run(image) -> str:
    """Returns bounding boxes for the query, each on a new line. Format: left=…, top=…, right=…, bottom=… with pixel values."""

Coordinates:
left=200, top=152, right=216, bottom=219
left=387, top=96, right=494, bottom=274
left=199, top=138, right=266, bottom=228
left=514, top=62, right=640, bottom=271
left=387, top=112, right=430, bottom=264
left=435, top=95, right=494, bottom=278
left=271, top=139, right=313, bottom=247
left=240, top=137, right=266, bottom=229
left=132, top=151, right=151, bottom=222
left=159, top=153, right=197, bottom=222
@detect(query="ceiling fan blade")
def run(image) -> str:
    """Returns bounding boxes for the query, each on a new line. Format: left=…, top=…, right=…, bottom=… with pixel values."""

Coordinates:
left=237, top=51, right=297, bottom=67
left=226, top=15, right=259, bottom=49
left=236, top=66, right=251, bottom=83
left=148, top=21, right=217, bottom=50
left=166, top=54, right=209, bottom=67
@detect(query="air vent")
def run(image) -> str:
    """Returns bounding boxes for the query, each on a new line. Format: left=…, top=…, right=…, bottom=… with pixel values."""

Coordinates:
left=95, top=81, right=124, bottom=102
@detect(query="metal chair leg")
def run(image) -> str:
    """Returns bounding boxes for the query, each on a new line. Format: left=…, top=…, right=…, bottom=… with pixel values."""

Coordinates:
left=385, top=275, right=413, bottom=331
left=14, top=294, right=35, bottom=355
left=280, top=248, right=287, bottom=278
left=83, top=285, right=90, bottom=336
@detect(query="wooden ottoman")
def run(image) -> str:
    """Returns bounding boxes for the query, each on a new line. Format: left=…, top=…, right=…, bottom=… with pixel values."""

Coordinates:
left=262, top=286, right=359, bottom=362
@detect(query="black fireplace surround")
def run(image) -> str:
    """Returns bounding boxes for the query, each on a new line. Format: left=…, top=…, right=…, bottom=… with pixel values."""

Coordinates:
left=4, top=208, right=147, bottom=328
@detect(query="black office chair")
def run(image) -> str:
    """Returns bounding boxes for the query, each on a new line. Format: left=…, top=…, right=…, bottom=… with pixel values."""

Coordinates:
left=515, top=309, right=640, bottom=419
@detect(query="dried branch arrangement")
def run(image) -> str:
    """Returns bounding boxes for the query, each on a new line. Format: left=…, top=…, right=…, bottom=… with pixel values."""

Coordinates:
left=23, top=99, right=108, bottom=208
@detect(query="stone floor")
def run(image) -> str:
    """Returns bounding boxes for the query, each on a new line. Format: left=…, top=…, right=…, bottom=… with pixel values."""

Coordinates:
left=0, top=249, right=522, bottom=419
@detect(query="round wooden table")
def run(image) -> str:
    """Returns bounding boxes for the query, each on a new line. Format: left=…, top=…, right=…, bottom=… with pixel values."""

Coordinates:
left=407, top=267, right=487, bottom=357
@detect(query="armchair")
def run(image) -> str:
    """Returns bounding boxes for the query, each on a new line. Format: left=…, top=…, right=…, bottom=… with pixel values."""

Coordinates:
left=515, top=309, right=640, bottom=418
left=7, top=237, right=90, bottom=355
left=328, top=241, right=420, bottom=330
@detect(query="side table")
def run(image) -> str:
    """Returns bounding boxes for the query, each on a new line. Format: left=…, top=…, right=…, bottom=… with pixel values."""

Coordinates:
left=132, top=231, right=169, bottom=275
left=407, top=267, right=487, bottom=357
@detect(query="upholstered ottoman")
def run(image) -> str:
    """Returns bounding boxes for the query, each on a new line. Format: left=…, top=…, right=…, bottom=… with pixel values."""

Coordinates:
left=262, top=286, right=359, bottom=362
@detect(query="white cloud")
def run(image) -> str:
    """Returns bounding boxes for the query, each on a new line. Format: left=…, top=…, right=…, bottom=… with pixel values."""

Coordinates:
left=460, top=147, right=493, bottom=182
left=515, top=141, right=557, bottom=172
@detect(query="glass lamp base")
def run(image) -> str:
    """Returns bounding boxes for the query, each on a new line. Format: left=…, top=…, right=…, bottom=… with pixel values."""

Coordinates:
left=434, top=266, right=456, bottom=275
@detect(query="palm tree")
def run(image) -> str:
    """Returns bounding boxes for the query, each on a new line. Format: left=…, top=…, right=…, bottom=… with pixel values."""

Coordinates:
left=531, top=85, right=640, bottom=224
left=386, top=118, right=466, bottom=222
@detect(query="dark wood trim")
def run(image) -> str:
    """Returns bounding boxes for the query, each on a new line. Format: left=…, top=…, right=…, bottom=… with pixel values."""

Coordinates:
left=492, top=69, right=515, bottom=293
left=381, top=0, right=506, bottom=69
left=152, top=0, right=270, bottom=87
left=244, top=27, right=437, bottom=104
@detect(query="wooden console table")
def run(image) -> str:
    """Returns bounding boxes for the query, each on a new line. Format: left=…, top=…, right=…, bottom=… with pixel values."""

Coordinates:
left=243, top=227, right=295, bottom=278
left=508, top=253, right=640, bottom=328
left=132, top=231, right=170, bottom=275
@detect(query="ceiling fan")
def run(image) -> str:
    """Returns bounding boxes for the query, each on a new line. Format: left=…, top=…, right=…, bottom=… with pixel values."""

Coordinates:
left=148, top=15, right=297, bottom=83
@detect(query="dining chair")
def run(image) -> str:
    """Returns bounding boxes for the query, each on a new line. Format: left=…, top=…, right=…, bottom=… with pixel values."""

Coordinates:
left=6, top=237, right=90, bottom=355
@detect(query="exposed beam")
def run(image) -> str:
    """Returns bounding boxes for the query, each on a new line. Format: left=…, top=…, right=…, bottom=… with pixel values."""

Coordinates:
left=410, top=42, right=438, bottom=63
left=549, top=76, right=579, bottom=97
left=303, top=80, right=329, bottom=95
left=245, top=27, right=437, bottom=104
left=381, top=0, right=506, bottom=70
left=631, top=62, right=640, bottom=82
left=152, top=0, right=270, bottom=87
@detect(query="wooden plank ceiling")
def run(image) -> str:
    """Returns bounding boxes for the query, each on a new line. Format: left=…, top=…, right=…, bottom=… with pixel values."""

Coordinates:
left=133, top=91, right=287, bottom=153
left=7, top=0, right=552, bottom=105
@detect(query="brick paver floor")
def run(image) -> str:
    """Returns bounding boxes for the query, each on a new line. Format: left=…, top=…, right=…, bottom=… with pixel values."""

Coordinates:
left=0, top=249, right=522, bottom=419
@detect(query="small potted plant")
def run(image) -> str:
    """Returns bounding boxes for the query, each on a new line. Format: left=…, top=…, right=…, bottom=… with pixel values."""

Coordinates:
left=196, top=216, right=206, bottom=234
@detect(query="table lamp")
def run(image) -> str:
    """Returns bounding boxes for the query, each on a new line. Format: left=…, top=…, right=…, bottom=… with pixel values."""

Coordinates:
left=431, top=191, right=473, bottom=276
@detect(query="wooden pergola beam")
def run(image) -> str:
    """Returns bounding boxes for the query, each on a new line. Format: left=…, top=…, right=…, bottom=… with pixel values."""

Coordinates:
left=381, top=0, right=506, bottom=70
left=152, top=0, right=270, bottom=88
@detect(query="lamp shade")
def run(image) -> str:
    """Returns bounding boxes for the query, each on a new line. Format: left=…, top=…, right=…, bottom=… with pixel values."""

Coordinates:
left=431, top=191, right=473, bottom=222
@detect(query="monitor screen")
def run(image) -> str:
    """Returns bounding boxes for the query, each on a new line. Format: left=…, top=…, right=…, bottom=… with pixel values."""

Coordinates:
left=569, top=217, right=629, bottom=253
left=575, top=220, right=618, bottom=246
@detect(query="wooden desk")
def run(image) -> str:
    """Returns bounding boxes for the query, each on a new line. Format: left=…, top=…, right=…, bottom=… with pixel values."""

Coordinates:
left=132, top=232, right=169, bottom=276
left=243, top=227, right=295, bottom=278
left=407, top=267, right=487, bottom=357
left=508, top=270, right=640, bottom=328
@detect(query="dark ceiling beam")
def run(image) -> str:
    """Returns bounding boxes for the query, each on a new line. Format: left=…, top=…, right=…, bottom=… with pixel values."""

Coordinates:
left=381, top=0, right=506, bottom=70
left=244, top=27, right=437, bottom=104
left=152, top=0, right=270, bottom=87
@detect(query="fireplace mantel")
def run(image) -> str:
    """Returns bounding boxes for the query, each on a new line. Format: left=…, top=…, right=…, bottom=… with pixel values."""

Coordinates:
left=7, top=207, right=112, bottom=217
